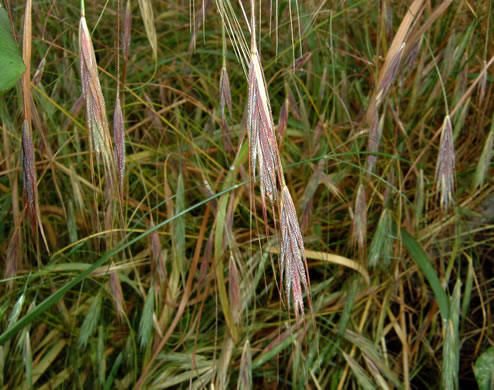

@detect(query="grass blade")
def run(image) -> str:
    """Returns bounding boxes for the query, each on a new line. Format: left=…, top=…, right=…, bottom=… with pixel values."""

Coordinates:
left=394, top=224, right=450, bottom=321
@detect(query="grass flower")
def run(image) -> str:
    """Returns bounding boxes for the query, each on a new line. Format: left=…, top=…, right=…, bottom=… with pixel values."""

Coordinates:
left=352, top=184, right=367, bottom=254
left=435, top=115, right=455, bottom=210
left=79, top=10, right=112, bottom=171
left=280, top=186, right=311, bottom=323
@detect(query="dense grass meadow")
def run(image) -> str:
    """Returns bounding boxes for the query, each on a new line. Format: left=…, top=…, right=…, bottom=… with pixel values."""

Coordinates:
left=1, top=0, right=494, bottom=388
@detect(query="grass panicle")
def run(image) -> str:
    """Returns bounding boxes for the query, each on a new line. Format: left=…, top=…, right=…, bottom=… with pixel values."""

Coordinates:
left=435, top=115, right=455, bottom=211
left=352, top=183, right=368, bottom=255
left=79, top=10, right=112, bottom=172
left=280, top=186, right=311, bottom=324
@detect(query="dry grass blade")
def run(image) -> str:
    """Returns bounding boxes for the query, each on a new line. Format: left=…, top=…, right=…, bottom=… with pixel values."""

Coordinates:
left=237, top=340, right=252, bottom=390
left=280, top=186, right=311, bottom=324
left=435, top=115, right=455, bottom=211
left=79, top=11, right=112, bottom=171
left=220, top=66, right=233, bottom=152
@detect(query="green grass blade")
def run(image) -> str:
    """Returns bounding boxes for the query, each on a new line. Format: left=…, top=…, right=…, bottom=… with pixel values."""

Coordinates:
left=0, top=181, right=247, bottom=345
left=395, top=225, right=450, bottom=321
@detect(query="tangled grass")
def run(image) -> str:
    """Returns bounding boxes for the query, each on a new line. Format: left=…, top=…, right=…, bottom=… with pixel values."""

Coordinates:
left=0, top=0, right=493, bottom=388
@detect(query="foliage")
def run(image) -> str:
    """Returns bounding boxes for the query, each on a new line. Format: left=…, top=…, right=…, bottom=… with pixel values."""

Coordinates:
left=0, top=0, right=493, bottom=388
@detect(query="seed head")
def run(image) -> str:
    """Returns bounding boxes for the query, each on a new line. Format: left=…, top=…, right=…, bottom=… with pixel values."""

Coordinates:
left=280, top=186, right=311, bottom=323
left=435, top=115, right=455, bottom=211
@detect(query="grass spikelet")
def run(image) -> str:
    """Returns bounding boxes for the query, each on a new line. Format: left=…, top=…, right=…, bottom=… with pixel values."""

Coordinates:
left=122, top=0, right=131, bottom=64
left=113, top=95, right=125, bottom=190
left=442, top=279, right=461, bottom=389
left=78, top=290, right=102, bottom=348
left=79, top=8, right=112, bottom=171
left=138, top=284, right=154, bottom=350
left=246, top=2, right=282, bottom=206
left=352, top=184, right=367, bottom=254
left=237, top=340, right=252, bottom=390
left=110, top=271, right=125, bottom=319
left=149, top=219, right=166, bottom=283
left=137, top=0, right=157, bottom=61
left=376, top=42, right=404, bottom=106
left=368, top=208, right=392, bottom=267
left=435, top=115, right=455, bottom=211
left=365, top=114, right=383, bottom=174
left=220, top=66, right=233, bottom=115
left=280, top=186, right=311, bottom=324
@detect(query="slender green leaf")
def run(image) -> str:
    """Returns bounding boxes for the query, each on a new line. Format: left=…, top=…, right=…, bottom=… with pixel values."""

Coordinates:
left=394, top=225, right=450, bottom=321
left=0, top=181, right=247, bottom=345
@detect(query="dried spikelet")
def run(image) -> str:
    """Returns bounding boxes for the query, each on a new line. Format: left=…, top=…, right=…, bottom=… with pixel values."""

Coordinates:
left=113, top=95, right=125, bottom=190
left=237, top=340, right=252, bottom=390
left=365, top=114, right=383, bottom=173
left=122, top=0, right=132, bottom=63
left=148, top=219, right=166, bottom=283
left=244, top=0, right=283, bottom=206
left=352, top=184, right=367, bottom=253
left=435, top=115, right=455, bottom=211
left=110, top=271, right=125, bottom=319
left=137, top=0, right=157, bottom=60
left=247, top=48, right=281, bottom=204
left=280, top=186, right=311, bottom=323
left=368, top=208, right=393, bottom=267
left=79, top=13, right=112, bottom=169
left=376, top=42, right=405, bottom=107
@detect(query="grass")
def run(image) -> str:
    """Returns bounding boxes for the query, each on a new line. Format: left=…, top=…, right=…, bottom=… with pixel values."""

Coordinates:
left=0, top=0, right=493, bottom=388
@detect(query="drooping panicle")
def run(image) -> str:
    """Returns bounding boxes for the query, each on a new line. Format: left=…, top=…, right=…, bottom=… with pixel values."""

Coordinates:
left=280, top=186, right=311, bottom=323
left=435, top=115, right=455, bottom=211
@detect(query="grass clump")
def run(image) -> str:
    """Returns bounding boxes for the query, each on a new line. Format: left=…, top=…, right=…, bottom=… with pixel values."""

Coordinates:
left=0, top=0, right=493, bottom=389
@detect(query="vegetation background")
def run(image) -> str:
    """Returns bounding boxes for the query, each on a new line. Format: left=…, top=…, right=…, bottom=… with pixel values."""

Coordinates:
left=0, top=0, right=493, bottom=388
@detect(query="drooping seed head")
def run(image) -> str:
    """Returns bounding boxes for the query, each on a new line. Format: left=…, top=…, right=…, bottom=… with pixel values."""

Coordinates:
left=435, top=115, right=455, bottom=211
left=280, top=186, right=311, bottom=323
